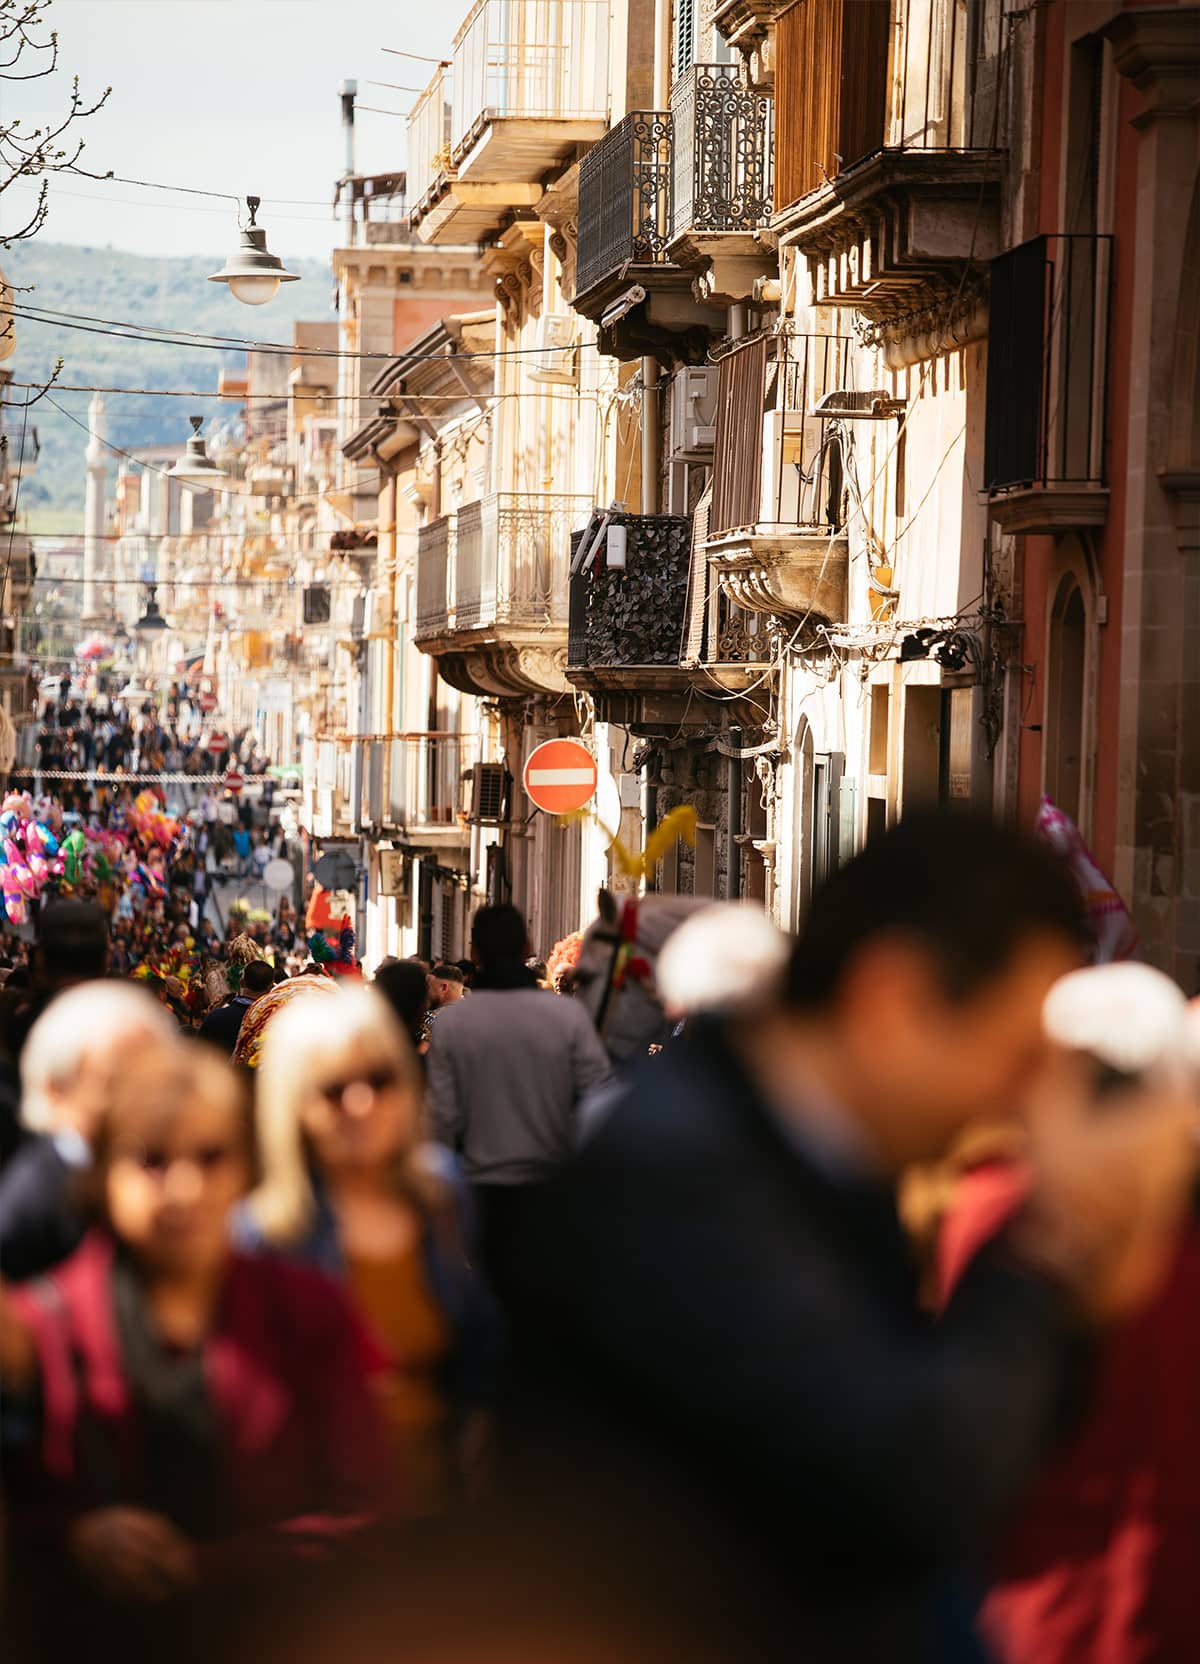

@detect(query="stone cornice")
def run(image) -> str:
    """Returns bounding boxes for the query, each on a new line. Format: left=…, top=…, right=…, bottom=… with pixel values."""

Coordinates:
left=713, top=0, right=793, bottom=51
left=1103, top=5, right=1200, bottom=121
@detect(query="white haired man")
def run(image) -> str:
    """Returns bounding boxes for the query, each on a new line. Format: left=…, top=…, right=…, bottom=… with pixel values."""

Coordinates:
left=0, top=983, right=178, bottom=1281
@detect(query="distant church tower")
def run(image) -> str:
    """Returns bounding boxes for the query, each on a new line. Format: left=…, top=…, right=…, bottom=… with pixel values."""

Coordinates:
left=82, top=393, right=106, bottom=622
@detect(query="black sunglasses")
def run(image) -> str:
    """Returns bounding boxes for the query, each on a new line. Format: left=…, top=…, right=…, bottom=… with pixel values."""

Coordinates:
left=315, top=1067, right=399, bottom=1106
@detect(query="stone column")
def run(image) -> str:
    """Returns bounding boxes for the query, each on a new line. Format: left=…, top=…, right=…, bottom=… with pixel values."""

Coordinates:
left=1106, top=6, right=1200, bottom=979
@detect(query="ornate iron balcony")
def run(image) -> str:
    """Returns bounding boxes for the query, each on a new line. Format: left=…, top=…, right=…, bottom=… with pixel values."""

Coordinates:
left=670, top=65, right=772, bottom=241
left=575, top=110, right=673, bottom=298
left=567, top=514, right=693, bottom=679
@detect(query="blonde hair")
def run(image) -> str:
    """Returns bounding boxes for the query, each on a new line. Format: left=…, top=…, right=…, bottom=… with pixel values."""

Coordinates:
left=247, top=984, right=420, bottom=1245
left=21, top=982, right=179, bottom=1134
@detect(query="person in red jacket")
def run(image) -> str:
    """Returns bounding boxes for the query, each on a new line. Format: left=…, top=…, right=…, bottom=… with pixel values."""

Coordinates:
left=938, top=963, right=1200, bottom=1664
left=0, top=1045, right=390, bottom=1660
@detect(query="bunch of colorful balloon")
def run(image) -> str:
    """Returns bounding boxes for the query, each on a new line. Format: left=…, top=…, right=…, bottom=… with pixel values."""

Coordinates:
left=0, top=792, right=63, bottom=926
left=127, top=790, right=180, bottom=852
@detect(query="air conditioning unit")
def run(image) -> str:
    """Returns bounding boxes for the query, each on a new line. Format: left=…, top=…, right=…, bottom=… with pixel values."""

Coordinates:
left=760, top=410, right=841, bottom=526
left=669, top=366, right=718, bottom=459
left=811, top=389, right=906, bottom=420
left=526, top=315, right=577, bottom=386
left=469, top=761, right=507, bottom=825
left=378, top=849, right=410, bottom=899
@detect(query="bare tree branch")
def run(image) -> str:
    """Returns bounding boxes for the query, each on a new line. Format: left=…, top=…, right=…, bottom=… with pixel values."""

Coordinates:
left=0, top=0, right=110, bottom=242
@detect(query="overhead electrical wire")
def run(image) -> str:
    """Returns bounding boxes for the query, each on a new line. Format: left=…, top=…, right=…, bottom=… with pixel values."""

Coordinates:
left=65, top=165, right=337, bottom=209
left=3, top=380, right=594, bottom=404
left=7, top=303, right=599, bottom=364
left=381, top=48, right=449, bottom=64
left=5, top=179, right=338, bottom=225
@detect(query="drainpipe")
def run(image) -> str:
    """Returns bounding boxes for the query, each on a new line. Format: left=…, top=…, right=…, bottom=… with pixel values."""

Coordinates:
left=653, top=0, right=670, bottom=108
left=726, top=725, right=742, bottom=900
left=728, top=303, right=748, bottom=342
left=542, top=222, right=555, bottom=493
left=641, top=749, right=659, bottom=892
left=641, top=359, right=659, bottom=515
left=643, top=0, right=670, bottom=519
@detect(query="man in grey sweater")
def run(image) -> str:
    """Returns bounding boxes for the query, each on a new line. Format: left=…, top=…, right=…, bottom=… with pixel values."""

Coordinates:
left=428, top=904, right=612, bottom=1303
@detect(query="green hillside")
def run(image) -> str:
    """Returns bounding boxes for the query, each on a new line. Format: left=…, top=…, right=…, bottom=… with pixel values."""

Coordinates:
left=3, top=241, right=334, bottom=521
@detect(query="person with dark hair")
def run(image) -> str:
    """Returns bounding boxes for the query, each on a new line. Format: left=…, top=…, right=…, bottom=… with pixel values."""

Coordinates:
left=502, top=811, right=1196, bottom=1662
left=198, top=959, right=276, bottom=1057
left=426, top=963, right=466, bottom=1028
left=373, top=959, right=432, bottom=1054
left=427, top=904, right=611, bottom=1303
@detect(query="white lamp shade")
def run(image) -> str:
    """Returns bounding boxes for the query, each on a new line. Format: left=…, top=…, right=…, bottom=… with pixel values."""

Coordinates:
left=226, top=273, right=282, bottom=307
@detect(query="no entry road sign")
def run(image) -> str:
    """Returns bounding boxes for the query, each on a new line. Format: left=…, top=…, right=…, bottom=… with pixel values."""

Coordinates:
left=523, top=738, right=598, bottom=814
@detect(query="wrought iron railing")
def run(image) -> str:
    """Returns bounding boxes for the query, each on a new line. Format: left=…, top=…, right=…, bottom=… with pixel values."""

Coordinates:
left=576, top=111, right=673, bottom=296
left=388, top=733, right=464, bottom=830
left=670, top=65, right=773, bottom=240
left=984, top=234, right=1112, bottom=492
left=407, top=66, right=453, bottom=214
left=414, top=514, right=454, bottom=642
left=567, top=514, right=694, bottom=670
left=455, top=492, right=593, bottom=630
left=890, top=0, right=1006, bottom=152
left=451, top=0, right=609, bottom=159
left=709, top=332, right=852, bottom=536
left=335, top=732, right=465, bottom=834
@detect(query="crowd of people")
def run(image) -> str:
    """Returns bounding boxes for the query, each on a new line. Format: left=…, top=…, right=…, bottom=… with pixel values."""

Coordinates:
left=0, top=805, right=1199, bottom=1663
left=30, top=670, right=274, bottom=790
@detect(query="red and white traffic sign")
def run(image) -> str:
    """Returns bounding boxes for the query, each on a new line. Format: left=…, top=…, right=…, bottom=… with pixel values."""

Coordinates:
left=207, top=733, right=229, bottom=755
left=224, top=770, right=244, bottom=794
left=523, top=738, right=598, bottom=814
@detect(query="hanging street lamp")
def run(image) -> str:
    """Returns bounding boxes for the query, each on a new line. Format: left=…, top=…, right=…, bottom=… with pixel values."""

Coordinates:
left=168, top=416, right=228, bottom=486
left=208, top=195, right=301, bottom=306
left=134, top=584, right=170, bottom=634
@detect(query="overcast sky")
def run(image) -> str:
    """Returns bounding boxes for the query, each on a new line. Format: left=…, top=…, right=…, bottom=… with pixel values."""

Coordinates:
left=3, top=0, right=450, bottom=260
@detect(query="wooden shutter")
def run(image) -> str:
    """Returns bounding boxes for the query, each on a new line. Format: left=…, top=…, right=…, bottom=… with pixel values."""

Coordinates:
left=840, top=0, right=891, bottom=175
left=682, top=483, right=712, bottom=664
left=709, top=336, right=769, bottom=536
left=674, top=0, right=696, bottom=79
left=775, top=0, right=889, bottom=211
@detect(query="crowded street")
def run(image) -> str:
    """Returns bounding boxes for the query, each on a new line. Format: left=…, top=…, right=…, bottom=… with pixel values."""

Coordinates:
left=2, top=0, right=1199, bottom=1660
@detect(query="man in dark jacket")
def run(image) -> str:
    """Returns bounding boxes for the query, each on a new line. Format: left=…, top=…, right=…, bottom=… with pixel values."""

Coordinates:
left=198, top=958, right=275, bottom=1055
left=504, top=812, right=1196, bottom=1662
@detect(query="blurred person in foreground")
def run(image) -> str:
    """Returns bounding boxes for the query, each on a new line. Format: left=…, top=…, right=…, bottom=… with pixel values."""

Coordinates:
left=0, top=983, right=178, bottom=1282
left=501, top=812, right=1197, bottom=1663
left=0, top=900, right=111, bottom=1168
left=236, top=986, right=501, bottom=1513
left=427, top=903, right=612, bottom=1304
left=936, top=962, right=1200, bottom=1663
left=0, top=1045, right=388, bottom=1661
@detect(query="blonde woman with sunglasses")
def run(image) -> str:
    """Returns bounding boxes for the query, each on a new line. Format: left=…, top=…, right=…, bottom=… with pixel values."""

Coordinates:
left=238, top=985, right=501, bottom=1516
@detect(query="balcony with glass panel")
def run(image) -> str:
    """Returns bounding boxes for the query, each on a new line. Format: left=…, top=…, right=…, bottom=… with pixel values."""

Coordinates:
left=408, top=0, right=610, bottom=245
left=413, top=491, right=593, bottom=697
